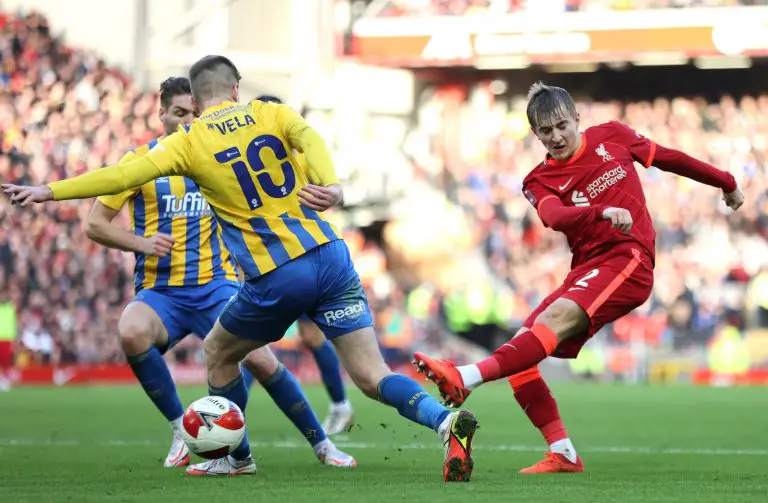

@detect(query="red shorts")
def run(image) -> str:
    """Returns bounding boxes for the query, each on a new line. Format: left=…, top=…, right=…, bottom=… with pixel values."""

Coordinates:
left=522, top=246, right=654, bottom=359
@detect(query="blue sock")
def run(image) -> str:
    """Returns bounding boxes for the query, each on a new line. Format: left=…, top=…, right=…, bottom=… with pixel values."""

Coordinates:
left=311, top=340, right=346, bottom=403
left=241, top=365, right=255, bottom=391
left=127, top=347, right=183, bottom=422
left=262, top=364, right=327, bottom=447
left=209, top=372, right=251, bottom=460
left=377, top=374, right=451, bottom=432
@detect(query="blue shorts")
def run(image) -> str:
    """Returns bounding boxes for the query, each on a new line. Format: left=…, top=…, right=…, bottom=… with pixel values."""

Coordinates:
left=219, top=240, right=373, bottom=342
left=133, top=280, right=239, bottom=351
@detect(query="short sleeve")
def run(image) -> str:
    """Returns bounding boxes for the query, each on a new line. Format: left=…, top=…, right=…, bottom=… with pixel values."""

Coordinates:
left=97, top=150, right=141, bottom=210
left=605, top=121, right=657, bottom=168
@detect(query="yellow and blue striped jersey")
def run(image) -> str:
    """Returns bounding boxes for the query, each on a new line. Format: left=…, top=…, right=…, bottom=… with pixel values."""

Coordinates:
left=67, top=101, right=340, bottom=281
left=97, top=138, right=238, bottom=292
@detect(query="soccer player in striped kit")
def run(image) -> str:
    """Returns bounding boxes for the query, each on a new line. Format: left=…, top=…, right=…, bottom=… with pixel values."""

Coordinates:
left=83, top=77, right=355, bottom=470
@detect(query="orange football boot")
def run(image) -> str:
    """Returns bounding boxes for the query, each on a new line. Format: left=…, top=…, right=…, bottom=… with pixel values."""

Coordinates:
left=442, top=410, right=478, bottom=482
left=519, top=452, right=584, bottom=474
left=412, top=352, right=472, bottom=407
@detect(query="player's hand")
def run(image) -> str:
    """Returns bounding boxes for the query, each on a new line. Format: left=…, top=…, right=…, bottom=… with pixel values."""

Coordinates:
left=1, top=184, right=54, bottom=206
left=141, top=233, right=175, bottom=257
left=722, top=185, right=744, bottom=211
left=298, top=184, right=342, bottom=212
left=601, top=207, right=633, bottom=233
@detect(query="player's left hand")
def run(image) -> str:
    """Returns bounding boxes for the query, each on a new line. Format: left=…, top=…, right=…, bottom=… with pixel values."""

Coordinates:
left=723, top=186, right=744, bottom=211
left=1, top=184, right=54, bottom=206
left=298, top=184, right=342, bottom=212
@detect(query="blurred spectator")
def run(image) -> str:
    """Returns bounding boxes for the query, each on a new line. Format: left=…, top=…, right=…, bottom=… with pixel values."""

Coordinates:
left=4, top=8, right=768, bottom=369
left=365, top=0, right=766, bottom=17
left=401, top=80, right=768, bottom=353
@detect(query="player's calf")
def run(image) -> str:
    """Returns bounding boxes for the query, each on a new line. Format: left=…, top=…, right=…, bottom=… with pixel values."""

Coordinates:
left=333, top=328, right=477, bottom=481
left=422, top=299, right=590, bottom=396
left=204, top=321, right=267, bottom=462
left=118, top=301, right=187, bottom=467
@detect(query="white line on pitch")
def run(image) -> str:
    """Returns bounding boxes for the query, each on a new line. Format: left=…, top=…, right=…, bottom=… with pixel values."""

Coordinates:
left=0, top=438, right=766, bottom=456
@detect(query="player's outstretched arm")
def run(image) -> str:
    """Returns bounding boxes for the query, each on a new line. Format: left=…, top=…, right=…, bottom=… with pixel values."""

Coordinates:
left=651, top=144, right=743, bottom=210
left=608, top=121, right=743, bottom=211
left=2, top=156, right=170, bottom=206
left=85, top=201, right=175, bottom=256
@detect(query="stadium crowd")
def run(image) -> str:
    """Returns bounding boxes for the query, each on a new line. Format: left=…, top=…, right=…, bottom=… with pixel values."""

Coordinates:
left=403, top=82, right=768, bottom=353
left=371, top=0, right=766, bottom=17
left=3, top=9, right=768, bottom=369
left=0, top=11, right=411, bottom=366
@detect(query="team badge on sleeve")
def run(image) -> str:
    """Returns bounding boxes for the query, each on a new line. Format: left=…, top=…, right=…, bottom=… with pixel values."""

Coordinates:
left=524, top=188, right=538, bottom=207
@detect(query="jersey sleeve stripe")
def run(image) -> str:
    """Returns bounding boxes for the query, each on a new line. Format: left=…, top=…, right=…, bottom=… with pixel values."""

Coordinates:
left=536, top=195, right=558, bottom=213
left=585, top=248, right=642, bottom=317
left=300, top=206, right=339, bottom=241
left=279, top=213, right=319, bottom=252
left=644, top=142, right=657, bottom=168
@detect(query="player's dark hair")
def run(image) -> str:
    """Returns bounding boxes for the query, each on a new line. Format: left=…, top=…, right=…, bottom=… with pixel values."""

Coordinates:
left=526, top=82, right=577, bottom=129
left=159, top=77, right=191, bottom=109
left=188, top=55, right=242, bottom=104
left=256, top=94, right=282, bottom=104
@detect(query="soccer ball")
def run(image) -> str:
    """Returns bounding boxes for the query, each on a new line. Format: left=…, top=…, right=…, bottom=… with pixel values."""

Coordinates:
left=181, top=396, right=246, bottom=459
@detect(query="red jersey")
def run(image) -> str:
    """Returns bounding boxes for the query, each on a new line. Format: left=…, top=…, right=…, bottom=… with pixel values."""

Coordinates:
left=522, top=121, right=737, bottom=268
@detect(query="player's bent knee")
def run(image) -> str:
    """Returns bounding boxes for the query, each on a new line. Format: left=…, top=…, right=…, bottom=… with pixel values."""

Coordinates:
left=350, top=363, right=392, bottom=399
left=537, top=299, right=589, bottom=341
left=118, top=308, right=160, bottom=356
left=298, top=321, right=325, bottom=349
left=241, top=347, right=279, bottom=382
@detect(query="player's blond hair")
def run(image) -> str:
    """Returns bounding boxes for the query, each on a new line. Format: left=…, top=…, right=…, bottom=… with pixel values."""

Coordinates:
left=526, top=81, right=577, bottom=129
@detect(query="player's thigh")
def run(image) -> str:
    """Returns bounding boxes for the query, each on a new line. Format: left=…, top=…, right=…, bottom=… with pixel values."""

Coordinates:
left=579, top=250, right=654, bottom=330
left=219, top=261, right=316, bottom=343
left=535, top=298, right=590, bottom=342
left=308, top=240, right=374, bottom=340
left=119, top=290, right=185, bottom=354
left=551, top=248, right=654, bottom=357
left=297, top=315, right=326, bottom=349
left=331, top=327, right=391, bottom=399
left=203, top=319, right=267, bottom=368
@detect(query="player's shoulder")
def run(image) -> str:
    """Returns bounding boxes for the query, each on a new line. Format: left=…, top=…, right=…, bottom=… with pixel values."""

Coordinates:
left=586, top=120, right=637, bottom=142
left=523, top=160, right=547, bottom=186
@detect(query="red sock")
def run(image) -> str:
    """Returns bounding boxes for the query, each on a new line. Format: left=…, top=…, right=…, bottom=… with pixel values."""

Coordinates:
left=509, top=367, right=568, bottom=444
left=476, top=324, right=559, bottom=382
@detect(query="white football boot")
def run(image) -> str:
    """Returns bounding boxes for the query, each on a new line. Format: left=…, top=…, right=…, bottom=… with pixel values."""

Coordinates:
left=314, top=439, right=357, bottom=468
left=321, top=400, right=354, bottom=435
left=164, top=431, right=190, bottom=467
left=185, top=455, right=257, bottom=476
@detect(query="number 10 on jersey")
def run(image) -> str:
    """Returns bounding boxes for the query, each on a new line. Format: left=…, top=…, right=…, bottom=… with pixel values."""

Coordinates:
left=213, top=134, right=297, bottom=210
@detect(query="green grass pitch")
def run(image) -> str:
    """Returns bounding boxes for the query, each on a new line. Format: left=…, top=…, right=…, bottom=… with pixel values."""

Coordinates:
left=1, top=382, right=766, bottom=502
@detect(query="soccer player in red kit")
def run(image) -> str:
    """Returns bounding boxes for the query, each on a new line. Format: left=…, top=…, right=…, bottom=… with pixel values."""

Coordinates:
left=413, top=82, right=745, bottom=473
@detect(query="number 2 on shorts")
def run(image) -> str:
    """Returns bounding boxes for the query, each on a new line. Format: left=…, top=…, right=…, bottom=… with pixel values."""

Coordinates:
left=575, top=269, right=600, bottom=288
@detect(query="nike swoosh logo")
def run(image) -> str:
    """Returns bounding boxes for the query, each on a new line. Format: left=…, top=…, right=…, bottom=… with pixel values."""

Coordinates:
left=559, top=177, right=574, bottom=191
left=568, top=287, right=585, bottom=292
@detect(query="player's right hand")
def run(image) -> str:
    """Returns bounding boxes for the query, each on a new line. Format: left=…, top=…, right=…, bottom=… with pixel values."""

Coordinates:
left=722, top=185, right=744, bottom=211
left=601, top=207, right=633, bottom=233
left=298, top=184, right=343, bottom=212
left=142, top=233, right=175, bottom=257
left=2, top=184, right=54, bottom=206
